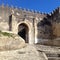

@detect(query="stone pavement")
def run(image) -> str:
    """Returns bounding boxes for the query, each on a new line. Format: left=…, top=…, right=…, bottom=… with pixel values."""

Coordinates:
left=0, top=44, right=46, bottom=60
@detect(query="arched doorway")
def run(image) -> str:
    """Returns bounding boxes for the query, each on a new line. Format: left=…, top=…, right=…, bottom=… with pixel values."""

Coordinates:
left=18, top=23, right=29, bottom=43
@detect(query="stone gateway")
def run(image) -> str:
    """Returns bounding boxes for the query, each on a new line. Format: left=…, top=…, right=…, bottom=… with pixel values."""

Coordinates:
left=0, top=5, right=60, bottom=45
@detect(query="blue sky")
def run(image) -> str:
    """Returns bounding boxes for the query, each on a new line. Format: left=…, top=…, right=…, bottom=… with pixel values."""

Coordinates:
left=0, top=0, right=60, bottom=13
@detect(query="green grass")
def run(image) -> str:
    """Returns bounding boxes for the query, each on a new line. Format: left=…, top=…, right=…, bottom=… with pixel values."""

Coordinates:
left=0, top=30, right=13, bottom=37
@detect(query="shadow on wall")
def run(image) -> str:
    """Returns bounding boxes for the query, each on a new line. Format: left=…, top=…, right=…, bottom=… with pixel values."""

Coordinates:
left=9, top=15, right=12, bottom=31
left=37, top=18, right=53, bottom=42
left=37, top=18, right=52, bottom=27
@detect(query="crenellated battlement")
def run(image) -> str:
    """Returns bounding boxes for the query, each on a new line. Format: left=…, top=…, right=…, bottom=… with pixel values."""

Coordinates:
left=0, top=4, right=60, bottom=21
left=0, top=4, right=60, bottom=17
left=0, top=4, right=47, bottom=16
left=51, top=7, right=60, bottom=15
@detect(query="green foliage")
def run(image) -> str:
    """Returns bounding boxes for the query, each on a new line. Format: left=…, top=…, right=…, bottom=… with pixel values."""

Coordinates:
left=0, top=30, right=13, bottom=37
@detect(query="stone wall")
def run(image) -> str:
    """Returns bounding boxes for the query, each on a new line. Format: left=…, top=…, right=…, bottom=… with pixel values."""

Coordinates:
left=0, top=5, right=46, bottom=31
left=0, top=5, right=60, bottom=45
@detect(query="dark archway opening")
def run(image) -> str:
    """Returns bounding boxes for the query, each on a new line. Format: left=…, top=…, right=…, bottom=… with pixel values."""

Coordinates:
left=18, top=23, right=29, bottom=43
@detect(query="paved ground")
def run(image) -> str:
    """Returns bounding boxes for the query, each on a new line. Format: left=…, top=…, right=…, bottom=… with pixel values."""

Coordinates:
left=0, top=44, right=60, bottom=60
left=0, top=44, right=46, bottom=60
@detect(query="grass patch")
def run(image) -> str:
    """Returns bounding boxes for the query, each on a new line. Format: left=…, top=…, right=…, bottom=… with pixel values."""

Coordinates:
left=0, top=30, right=13, bottom=37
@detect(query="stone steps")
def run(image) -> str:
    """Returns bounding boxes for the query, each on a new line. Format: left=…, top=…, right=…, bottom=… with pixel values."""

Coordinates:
left=34, top=44, right=60, bottom=60
left=46, top=53, right=60, bottom=60
left=48, top=57, right=60, bottom=60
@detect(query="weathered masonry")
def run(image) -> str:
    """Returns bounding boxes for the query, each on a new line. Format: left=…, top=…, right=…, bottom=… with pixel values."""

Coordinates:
left=0, top=5, right=60, bottom=46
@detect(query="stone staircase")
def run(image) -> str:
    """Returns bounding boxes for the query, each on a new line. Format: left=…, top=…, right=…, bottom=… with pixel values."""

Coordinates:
left=34, top=44, right=60, bottom=60
left=46, top=53, right=60, bottom=60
